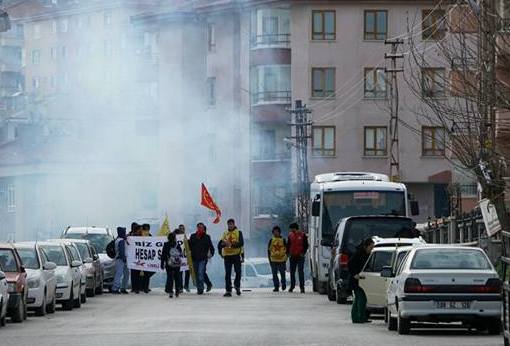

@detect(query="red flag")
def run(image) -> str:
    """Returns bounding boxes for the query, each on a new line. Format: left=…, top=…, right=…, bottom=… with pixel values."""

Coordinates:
left=201, top=183, right=222, bottom=224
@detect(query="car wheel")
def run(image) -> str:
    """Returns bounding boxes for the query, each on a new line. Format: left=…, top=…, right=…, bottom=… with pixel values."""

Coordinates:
left=312, top=277, right=318, bottom=292
left=74, top=285, right=82, bottom=308
left=81, top=290, right=87, bottom=304
left=35, top=291, right=47, bottom=316
left=327, top=278, right=336, bottom=302
left=62, top=285, right=74, bottom=311
left=487, top=318, right=502, bottom=335
left=387, top=308, right=397, bottom=331
left=11, top=296, right=24, bottom=323
left=23, top=292, right=27, bottom=320
left=86, top=279, right=96, bottom=297
left=0, top=301, right=5, bottom=327
left=335, top=284, right=347, bottom=304
left=397, top=310, right=411, bottom=335
left=46, top=291, right=56, bottom=314
left=95, top=277, right=104, bottom=295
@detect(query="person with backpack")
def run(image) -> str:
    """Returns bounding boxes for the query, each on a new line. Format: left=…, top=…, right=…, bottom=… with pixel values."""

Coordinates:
left=287, top=222, right=308, bottom=293
left=218, top=218, right=244, bottom=297
left=112, top=227, right=130, bottom=294
left=267, top=225, right=287, bottom=292
left=174, top=224, right=191, bottom=293
left=161, top=231, right=183, bottom=298
left=189, top=222, right=215, bottom=295
left=348, top=238, right=375, bottom=323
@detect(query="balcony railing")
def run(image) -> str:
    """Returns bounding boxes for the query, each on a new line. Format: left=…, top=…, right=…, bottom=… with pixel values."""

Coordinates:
left=251, top=34, right=290, bottom=49
left=252, top=152, right=291, bottom=162
left=254, top=206, right=277, bottom=217
left=251, top=90, right=291, bottom=106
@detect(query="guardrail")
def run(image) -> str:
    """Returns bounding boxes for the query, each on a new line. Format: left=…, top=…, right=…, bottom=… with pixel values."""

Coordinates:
left=250, top=34, right=290, bottom=48
left=251, top=90, right=291, bottom=105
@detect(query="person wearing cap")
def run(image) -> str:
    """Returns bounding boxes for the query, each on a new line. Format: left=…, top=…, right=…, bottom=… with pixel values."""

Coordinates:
left=112, top=226, right=130, bottom=294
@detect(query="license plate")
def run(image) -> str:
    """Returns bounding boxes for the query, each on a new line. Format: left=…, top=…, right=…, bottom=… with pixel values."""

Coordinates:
left=435, top=301, right=471, bottom=309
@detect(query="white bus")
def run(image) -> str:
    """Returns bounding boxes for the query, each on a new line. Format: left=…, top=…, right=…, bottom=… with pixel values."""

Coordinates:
left=309, top=172, right=418, bottom=293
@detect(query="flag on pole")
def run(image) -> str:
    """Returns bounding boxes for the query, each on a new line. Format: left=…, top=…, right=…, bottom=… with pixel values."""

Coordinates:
left=201, top=183, right=222, bottom=224
left=157, top=215, right=171, bottom=236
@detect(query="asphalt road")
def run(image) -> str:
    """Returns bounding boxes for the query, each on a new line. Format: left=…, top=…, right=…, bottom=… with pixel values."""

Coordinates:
left=0, top=288, right=503, bottom=346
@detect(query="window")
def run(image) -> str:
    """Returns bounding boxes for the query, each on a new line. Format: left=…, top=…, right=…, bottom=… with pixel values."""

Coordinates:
left=250, top=65, right=291, bottom=104
left=422, top=68, right=445, bottom=98
left=422, top=9, right=446, bottom=40
left=60, top=18, right=68, bottom=33
left=364, top=68, right=386, bottom=98
left=32, top=77, right=40, bottom=89
left=0, top=249, right=18, bottom=271
left=364, top=251, right=393, bottom=272
left=312, top=68, right=335, bottom=98
left=206, top=77, right=216, bottom=106
left=251, top=9, right=290, bottom=48
left=51, top=20, right=57, bottom=34
left=364, top=10, right=388, bottom=40
left=364, top=126, right=387, bottom=156
left=7, top=184, right=15, bottom=212
left=51, top=47, right=57, bottom=60
left=411, top=249, right=491, bottom=270
left=104, top=40, right=112, bottom=57
left=312, top=10, right=335, bottom=40
left=312, top=126, right=335, bottom=156
left=207, top=23, right=215, bottom=52
left=257, top=129, right=276, bottom=160
left=422, top=126, right=445, bottom=156
left=31, top=49, right=40, bottom=65
left=104, top=11, right=112, bottom=26
left=33, top=24, right=41, bottom=39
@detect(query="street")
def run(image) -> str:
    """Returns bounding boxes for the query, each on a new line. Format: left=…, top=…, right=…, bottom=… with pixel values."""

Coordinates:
left=0, top=288, right=503, bottom=346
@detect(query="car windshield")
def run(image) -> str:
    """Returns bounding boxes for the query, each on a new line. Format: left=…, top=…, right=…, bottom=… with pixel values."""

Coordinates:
left=0, top=249, right=18, bottom=272
left=63, top=233, right=112, bottom=254
left=254, top=263, right=272, bottom=276
left=75, top=243, right=90, bottom=261
left=17, top=248, right=40, bottom=269
left=40, top=245, right=68, bottom=266
left=411, top=249, right=492, bottom=270
left=321, top=190, right=406, bottom=241
left=342, top=217, right=414, bottom=255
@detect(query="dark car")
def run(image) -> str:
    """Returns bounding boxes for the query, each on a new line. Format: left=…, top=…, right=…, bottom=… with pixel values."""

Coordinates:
left=0, top=243, right=28, bottom=322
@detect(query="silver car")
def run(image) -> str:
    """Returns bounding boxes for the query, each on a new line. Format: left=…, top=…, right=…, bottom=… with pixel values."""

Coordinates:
left=0, top=270, right=8, bottom=326
left=384, top=245, right=501, bottom=335
left=65, top=239, right=103, bottom=297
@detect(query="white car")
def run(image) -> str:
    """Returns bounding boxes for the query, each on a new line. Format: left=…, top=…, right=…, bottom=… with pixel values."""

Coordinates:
left=359, top=238, right=425, bottom=314
left=39, top=242, right=82, bottom=310
left=15, top=242, right=58, bottom=316
left=49, top=239, right=87, bottom=304
left=64, top=239, right=103, bottom=297
left=384, top=245, right=502, bottom=335
left=0, top=270, right=8, bottom=326
left=240, top=258, right=291, bottom=289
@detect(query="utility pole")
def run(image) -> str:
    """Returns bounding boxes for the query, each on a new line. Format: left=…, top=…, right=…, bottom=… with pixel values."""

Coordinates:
left=385, top=39, right=404, bottom=183
left=287, top=100, right=312, bottom=232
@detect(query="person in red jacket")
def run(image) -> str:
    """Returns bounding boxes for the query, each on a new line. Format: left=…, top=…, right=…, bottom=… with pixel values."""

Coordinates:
left=287, top=223, right=308, bottom=293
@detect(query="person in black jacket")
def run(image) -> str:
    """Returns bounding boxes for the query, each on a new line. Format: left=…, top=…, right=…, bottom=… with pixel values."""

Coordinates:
left=161, top=231, right=183, bottom=298
left=348, top=238, right=375, bottom=323
left=189, top=223, right=215, bottom=295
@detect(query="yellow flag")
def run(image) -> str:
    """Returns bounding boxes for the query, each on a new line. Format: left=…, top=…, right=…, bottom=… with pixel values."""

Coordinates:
left=157, top=215, right=171, bottom=236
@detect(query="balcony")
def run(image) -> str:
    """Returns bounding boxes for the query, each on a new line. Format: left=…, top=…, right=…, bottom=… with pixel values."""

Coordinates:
left=251, top=153, right=290, bottom=180
left=251, top=33, right=290, bottom=49
left=251, top=90, right=291, bottom=106
left=252, top=151, right=290, bottom=162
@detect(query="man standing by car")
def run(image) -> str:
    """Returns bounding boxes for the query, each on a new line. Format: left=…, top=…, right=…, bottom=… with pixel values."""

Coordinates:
left=189, top=223, right=214, bottom=295
left=268, top=225, right=287, bottom=292
left=348, top=238, right=374, bottom=324
left=287, top=223, right=308, bottom=293
left=112, top=227, right=129, bottom=294
left=218, top=219, right=244, bottom=297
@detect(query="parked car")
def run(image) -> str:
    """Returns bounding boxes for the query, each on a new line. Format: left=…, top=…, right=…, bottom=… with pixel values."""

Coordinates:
left=384, top=245, right=502, bottom=335
left=61, top=227, right=115, bottom=291
left=48, top=239, right=88, bottom=304
left=239, top=258, right=291, bottom=288
left=0, top=270, right=8, bottom=326
left=357, top=238, right=425, bottom=315
left=65, top=239, right=103, bottom=297
left=15, top=242, right=58, bottom=316
left=326, top=216, right=417, bottom=303
left=0, top=242, right=27, bottom=322
left=39, top=242, right=82, bottom=310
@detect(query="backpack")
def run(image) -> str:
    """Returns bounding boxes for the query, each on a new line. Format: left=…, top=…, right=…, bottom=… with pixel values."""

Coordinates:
left=289, top=231, right=305, bottom=257
left=106, top=239, right=116, bottom=259
left=167, top=246, right=182, bottom=267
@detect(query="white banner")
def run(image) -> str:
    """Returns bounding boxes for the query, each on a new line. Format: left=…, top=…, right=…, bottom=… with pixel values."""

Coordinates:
left=480, top=198, right=502, bottom=237
left=126, top=235, right=189, bottom=273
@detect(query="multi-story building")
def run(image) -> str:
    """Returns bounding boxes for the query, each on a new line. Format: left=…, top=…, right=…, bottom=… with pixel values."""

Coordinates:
left=133, top=0, right=470, bottom=242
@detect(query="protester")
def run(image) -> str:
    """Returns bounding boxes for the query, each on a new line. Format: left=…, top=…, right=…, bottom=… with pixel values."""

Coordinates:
left=287, top=222, right=308, bottom=293
left=174, top=224, right=191, bottom=293
left=189, top=222, right=215, bottom=295
left=348, top=238, right=375, bottom=324
left=112, top=227, right=129, bottom=294
left=140, top=223, right=154, bottom=293
left=161, top=231, right=183, bottom=298
left=129, top=222, right=142, bottom=294
left=218, top=218, right=244, bottom=297
left=267, top=225, right=287, bottom=292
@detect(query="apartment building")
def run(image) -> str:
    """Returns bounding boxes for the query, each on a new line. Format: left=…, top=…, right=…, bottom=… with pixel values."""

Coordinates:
left=132, top=0, right=476, bottom=237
